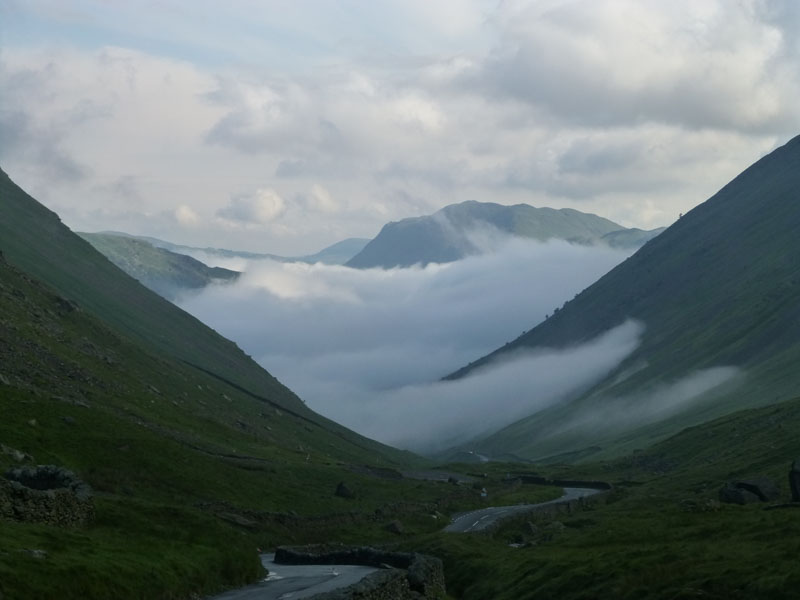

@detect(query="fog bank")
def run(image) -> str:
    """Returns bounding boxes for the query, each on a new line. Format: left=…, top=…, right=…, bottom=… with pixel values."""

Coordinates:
left=178, top=238, right=635, bottom=450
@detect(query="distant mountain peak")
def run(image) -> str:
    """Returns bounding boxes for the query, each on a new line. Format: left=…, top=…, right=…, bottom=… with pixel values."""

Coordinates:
left=346, top=200, right=660, bottom=269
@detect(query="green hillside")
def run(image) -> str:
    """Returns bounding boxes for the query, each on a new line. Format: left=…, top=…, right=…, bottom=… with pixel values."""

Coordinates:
left=79, top=232, right=239, bottom=300
left=446, top=135, right=800, bottom=461
left=0, top=247, right=458, bottom=598
left=346, top=200, right=659, bottom=269
left=414, top=395, right=800, bottom=600
left=0, top=168, right=358, bottom=428
left=0, top=169, right=501, bottom=598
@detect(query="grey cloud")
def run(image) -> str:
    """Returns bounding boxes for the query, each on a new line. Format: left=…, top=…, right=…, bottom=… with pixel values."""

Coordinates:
left=0, top=109, right=89, bottom=183
left=0, top=61, right=101, bottom=183
left=460, top=1, right=800, bottom=135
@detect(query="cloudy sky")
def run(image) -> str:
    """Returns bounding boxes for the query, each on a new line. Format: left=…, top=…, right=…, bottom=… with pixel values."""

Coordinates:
left=2, top=0, right=798, bottom=254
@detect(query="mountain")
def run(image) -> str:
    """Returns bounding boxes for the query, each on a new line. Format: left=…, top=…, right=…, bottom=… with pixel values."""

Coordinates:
left=298, top=237, right=370, bottom=264
left=0, top=167, right=460, bottom=598
left=445, top=135, right=800, bottom=462
left=345, top=200, right=661, bottom=269
left=78, top=232, right=239, bottom=300
left=116, top=233, right=370, bottom=266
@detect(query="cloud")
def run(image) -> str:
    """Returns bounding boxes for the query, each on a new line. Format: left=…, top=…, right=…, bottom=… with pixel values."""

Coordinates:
left=177, top=238, right=638, bottom=451
left=217, top=188, right=286, bottom=225
left=174, top=204, right=200, bottom=226
left=2, top=3, right=797, bottom=253
left=304, top=184, right=340, bottom=214
left=295, top=320, right=643, bottom=452
left=550, top=366, right=743, bottom=441
left=470, top=0, right=800, bottom=134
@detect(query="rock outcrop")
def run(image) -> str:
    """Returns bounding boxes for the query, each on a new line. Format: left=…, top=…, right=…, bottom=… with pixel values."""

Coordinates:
left=719, top=477, right=780, bottom=505
left=1, top=465, right=94, bottom=526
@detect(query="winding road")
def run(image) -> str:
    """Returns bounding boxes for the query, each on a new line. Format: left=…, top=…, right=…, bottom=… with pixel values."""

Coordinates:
left=444, top=487, right=603, bottom=533
left=208, top=553, right=377, bottom=600
left=209, top=485, right=607, bottom=598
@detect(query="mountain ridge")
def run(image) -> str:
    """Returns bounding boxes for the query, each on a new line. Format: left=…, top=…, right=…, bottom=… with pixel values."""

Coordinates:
left=78, top=232, right=239, bottom=300
left=346, top=200, right=663, bottom=269
left=444, top=135, right=800, bottom=461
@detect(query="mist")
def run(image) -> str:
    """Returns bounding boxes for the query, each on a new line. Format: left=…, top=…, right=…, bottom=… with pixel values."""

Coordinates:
left=178, top=237, right=638, bottom=450
left=553, top=366, right=744, bottom=441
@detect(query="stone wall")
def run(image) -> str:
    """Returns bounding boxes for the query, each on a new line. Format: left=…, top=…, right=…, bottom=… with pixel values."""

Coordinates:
left=275, top=545, right=446, bottom=599
left=0, top=465, right=94, bottom=527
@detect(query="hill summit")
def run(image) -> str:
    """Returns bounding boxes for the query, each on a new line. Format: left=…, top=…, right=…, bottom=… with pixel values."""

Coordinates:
left=346, top=200, right=662, bottom=269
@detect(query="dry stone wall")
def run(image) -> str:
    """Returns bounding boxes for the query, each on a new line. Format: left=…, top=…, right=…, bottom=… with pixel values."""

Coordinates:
left=0, top=465, right=94, bottom=527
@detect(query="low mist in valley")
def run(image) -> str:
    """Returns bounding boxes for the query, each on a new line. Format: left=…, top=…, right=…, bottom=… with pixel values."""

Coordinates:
left=178, top=237, right=639, bottom=450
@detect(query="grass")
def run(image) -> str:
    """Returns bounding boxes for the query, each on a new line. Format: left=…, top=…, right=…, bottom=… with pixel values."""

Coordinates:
left=395, top=395, right=800, bottom=599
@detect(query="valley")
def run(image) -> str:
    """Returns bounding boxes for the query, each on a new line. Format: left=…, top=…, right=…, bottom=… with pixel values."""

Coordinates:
left=3, top=5, right=800, bottom=597
left=4, top=135, right=800, bottom=598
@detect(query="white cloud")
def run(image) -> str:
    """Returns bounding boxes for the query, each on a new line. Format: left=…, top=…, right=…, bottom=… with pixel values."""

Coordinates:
left=217, top=188, right=286, bottom=225
left=306, top=184, right=339, bottom=213
left=174, top=204, right=199, bottom=226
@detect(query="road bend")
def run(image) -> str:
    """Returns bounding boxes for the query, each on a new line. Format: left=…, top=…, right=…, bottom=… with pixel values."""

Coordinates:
left=444, top=487, right=603, bottom=533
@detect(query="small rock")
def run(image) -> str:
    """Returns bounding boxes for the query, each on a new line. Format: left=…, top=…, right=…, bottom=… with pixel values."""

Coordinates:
left=1, top=444, right=33, bottom=463
left=335, top=482, right=355, bottom=499
left=385, top=520, right=404, bottom=534
left=21, top=549, right=48, bottom=560
left=61, top=416, right=76, bottom=426
left=27, top=419, right=37, bottom=427
left=0, top=373, right=10, bottom=386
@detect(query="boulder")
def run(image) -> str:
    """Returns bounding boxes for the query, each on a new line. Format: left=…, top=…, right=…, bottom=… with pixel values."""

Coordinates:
left=790, top=459, right=800, bottom=502
left=385, top=520, right=404, bottom=534
left=719, top=477, right=780, bottom=505
left=334, top=481, right=355, bottom=499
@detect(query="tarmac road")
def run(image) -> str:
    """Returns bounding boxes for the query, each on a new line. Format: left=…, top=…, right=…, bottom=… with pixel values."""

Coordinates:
left=444, top=487, right=603, bottom=533
left=208, top=553, right=377, bottom=600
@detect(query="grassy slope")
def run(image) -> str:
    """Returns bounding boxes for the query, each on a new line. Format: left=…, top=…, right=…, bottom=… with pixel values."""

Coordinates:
left=0, top=167, right=401, bottom=460
left=408, top=397, right=800, bottom=600
left=79, top=232, right=239, bottom=299
left=0, top=168, right=492, bottom=598
left=0, top=208, right=515, bottom=598
left=447, top=135, right=800, bottom=461
left=346, top=200, right=627, bottom=269
left=0, top=256, right=557, bottom=598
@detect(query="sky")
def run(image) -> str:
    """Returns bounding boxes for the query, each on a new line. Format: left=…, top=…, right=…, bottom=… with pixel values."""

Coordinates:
left=2, top=0, right=799, bottom=254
